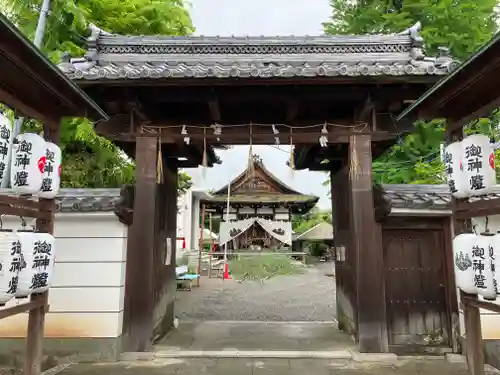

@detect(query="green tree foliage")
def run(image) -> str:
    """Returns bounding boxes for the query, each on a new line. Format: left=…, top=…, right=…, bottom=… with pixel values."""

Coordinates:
left=292, top=207, right=332, bottom=234
left=2, top=0, right=194, bottom=192
left=324, top=0, right=499, bottom=184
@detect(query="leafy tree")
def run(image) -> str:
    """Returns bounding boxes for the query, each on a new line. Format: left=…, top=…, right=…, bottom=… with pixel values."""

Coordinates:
left=2, top=0, right=194, bottom=193
left=324, top=0, right=499, bottom=185
left=292, top=207, right=332, bottom=234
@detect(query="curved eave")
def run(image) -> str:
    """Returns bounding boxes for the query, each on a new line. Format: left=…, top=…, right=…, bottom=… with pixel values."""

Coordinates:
left=397, top=32, right=500, bottom=125
left=200, top=195, right=319, bottom=206
left=0, top=14, right=107, bottom=122
left=61, top=62, right=453, bottom=83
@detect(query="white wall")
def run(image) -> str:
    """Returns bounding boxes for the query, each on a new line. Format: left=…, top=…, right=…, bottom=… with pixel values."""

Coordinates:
left=0, top=212, right=127, bottom=338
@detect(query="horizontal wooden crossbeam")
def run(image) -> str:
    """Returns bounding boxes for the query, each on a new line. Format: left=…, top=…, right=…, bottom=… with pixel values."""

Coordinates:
left=453, top=197, right=500, bottom=220
left=0, top=299, right=49, bottom=320
left=0, top=195, right=53, bottom=219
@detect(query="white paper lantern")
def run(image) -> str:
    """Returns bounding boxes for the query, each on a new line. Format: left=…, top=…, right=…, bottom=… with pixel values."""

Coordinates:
left=30, top=232, right=56, bottom=294
left=472, top=234, right=497, bottom=300
left=10, top=133, right=46, bottom=195
left=0, top=112, right=13, bottom=187
left=462, top=134, right=496, bottom=197
left=0, top=230, right=22, bottom=305
left=443, top=141, right=469, bottom=198
left=14, top=230, right=36, bottom=298
left=38, top=142, right=62, bottom=199
left=453, top=232, right=477, bottom=294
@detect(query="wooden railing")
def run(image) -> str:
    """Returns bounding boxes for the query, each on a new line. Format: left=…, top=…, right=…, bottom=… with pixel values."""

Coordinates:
left=461, top=293, right=500, bottom=375
left=0, top=194, right=55, bottom=375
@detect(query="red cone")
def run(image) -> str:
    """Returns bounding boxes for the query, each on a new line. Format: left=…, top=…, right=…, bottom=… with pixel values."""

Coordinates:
left=223, top=263, right=231, bottom=280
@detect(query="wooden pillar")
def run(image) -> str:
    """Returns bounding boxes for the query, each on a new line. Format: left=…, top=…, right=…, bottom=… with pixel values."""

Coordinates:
left=448, top=129, right=484, bottom=375
left=330, top=167, right=352, bottom=333
left=160, top=160, right=178, bottom=329
left=164, top=162, right=178, bottom=267
left=24, top=121, right=59, bottom=375
left=122, top=136, right=157, bottom=352
left=349, top=134, right=388, bottom=353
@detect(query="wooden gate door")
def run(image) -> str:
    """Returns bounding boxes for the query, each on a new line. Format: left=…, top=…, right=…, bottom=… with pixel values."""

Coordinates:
left=383, top=228, right=451, bottom=350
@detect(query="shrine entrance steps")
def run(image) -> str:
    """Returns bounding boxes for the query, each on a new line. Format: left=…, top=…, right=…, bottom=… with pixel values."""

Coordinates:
left=42, top=354, right=499, bottom=375
left=155, top=320, right=353, bottom=353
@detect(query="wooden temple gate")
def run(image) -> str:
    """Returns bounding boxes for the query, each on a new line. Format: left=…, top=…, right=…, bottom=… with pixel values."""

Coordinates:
left=59, top=22, right=458, bottom=353
left=398, top=32, right=500, bottom=375
left=0, top=14, right=107, bottom=375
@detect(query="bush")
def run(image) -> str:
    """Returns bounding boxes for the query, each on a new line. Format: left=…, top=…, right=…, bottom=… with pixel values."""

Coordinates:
left=308, top=242, right=328, bottom=257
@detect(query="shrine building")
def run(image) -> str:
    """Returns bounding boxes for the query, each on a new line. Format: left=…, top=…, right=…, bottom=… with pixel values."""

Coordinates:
left=201, top=154, right=318, bottom=250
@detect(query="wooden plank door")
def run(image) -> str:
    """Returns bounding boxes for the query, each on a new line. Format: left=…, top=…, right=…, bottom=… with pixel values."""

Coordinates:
left=383, top=229, right=450, bottom=349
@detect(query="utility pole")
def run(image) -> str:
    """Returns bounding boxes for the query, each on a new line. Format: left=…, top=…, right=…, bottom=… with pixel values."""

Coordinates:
left=4, top=0, right=51, bottom=188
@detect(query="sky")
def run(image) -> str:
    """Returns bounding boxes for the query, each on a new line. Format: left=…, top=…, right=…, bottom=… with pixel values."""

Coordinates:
left=184, top=0, right=332, bottom=209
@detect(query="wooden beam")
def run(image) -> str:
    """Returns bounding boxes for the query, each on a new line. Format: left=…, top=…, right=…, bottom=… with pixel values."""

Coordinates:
left=24, top=121, right=59, bottom=375
left=453, top=197, right=500, bottom=220
left=97, top=125, right=399, bottom=145
left=208, top=96, right=221, bottom=123
left=0, top=299, right=48, bottom=320
left=462, top=291, right=485, bottom=375
left=355, top=95, right=375, bottom=123
left=0, top=85, right=54, bottom=124
left=462, top=296, right=500, bottom=314
left=442, top=216, right=460, bottom=353
left=436, top=51, right=500, bottom=120
left=89, top=83, right=431, bottom=103
left=286, top=98, right=299, bottom=124
left=448, top=126, right=484, bottom=375
left=122, top=135, right=157, bottom=352
left=349, top=134, right=388, bottom=353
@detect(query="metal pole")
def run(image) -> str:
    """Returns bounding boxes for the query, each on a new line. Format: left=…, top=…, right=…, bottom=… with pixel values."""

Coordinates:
left=33, top=0, right=52, bottom=48
left=8, top=0, right=52, bottom=187
left=197, top=204, right=205, bottom=287
left=223, top=180, right=230, bottom=278
left=209, top=212, right=213, bottom=249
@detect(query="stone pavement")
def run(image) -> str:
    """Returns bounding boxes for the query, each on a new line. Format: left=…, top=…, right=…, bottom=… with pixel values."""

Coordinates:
left=156, top=321, right=354, bottom=351
left=43, top=357, right=499, bottom=375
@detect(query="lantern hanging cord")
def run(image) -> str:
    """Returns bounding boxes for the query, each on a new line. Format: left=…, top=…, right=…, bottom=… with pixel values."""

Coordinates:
left=141, top=121, right=369, bottom=130
left=485, top=216, right=489, bottom=233
left=20, top=216, right=27, bottom=229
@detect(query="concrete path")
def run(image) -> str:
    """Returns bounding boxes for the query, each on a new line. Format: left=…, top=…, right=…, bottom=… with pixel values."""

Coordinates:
left=44, top=357, right=499, bottom=375
left=156, top=321, right=354, bottom=352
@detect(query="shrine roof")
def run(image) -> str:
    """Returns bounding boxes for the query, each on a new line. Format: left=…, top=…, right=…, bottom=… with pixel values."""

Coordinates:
left=0, top=188, right=120, bottom=213
left=0, top=14, right=107, bottom=122
left=381, top=184, right=500, bottom=212
left=214, top=154, right=306, bottom=196
left=383, top=184, right=451, bottom=211
left=58, top=22, right=457, bottom=81
left=296, top=222, right=334, bottom=241
left=202, top=193, right=319, bottom=205
left=397, top=31, right=500, bottom=125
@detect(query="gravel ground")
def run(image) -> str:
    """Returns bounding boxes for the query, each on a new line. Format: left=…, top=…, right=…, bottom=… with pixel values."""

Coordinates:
left=174, top=261, right=337, bottom=322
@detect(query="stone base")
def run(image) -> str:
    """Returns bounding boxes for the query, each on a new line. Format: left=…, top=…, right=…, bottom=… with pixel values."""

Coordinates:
left=0, top=337, right=122, bottom=372
left=485, top=340, right=500, bottom=371
left=459, top=337, right=500, bottom=371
